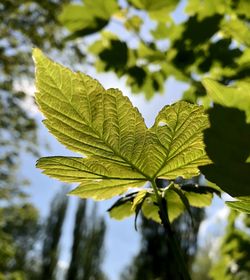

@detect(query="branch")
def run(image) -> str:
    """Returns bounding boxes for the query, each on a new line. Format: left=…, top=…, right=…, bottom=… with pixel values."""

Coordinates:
left=151, top=180, right=192, bottom=280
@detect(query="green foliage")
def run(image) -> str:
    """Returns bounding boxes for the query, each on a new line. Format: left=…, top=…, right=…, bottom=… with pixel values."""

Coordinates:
left=221, top=18, right=250, bottom=47
left=210, top=211, right=250, bottom=280
left=34, top=48, right=213, bottom=224
left=109, top=183, right=213, bottom=223
left=57, top=0, right=250, bottom=103
left=128, top=0, right=180, bottom=21
left=227, top=197, right=250, bottom=214
left=0, top=203, right=40, bottom=279
left=0, top=0, right=73, bottom=198
left=191, top=243, right=213, bottom=280
left=203, top=79, right=250, bottom=122
left=59, top=0, right=118, bottom=38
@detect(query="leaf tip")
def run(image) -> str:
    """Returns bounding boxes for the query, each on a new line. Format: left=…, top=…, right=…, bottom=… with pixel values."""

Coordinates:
left=32, top=48, right=43, bottom=64
left=35, top=158, right=43, bottom=169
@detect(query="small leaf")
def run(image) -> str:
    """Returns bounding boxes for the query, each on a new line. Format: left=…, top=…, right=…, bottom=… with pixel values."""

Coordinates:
left=169, top=185, right=193, bottom=220
left=164, top=189, right=186, bottom=222
left=132, top=190, right=149, bottom=230
left=142, top=189, right=186, bottom=224
left=132, top=190, right=149, bottom=211
left=108, top=195, right=135, bottom=220
left=181, top=184, right=217, bottom=207
left=226, top=198, right=250, bottom=214
left=221, top=18, right=250, bottom=47
left=142, top=194, right=161, bottom=223
left=184, top=190, right=213, bottom=208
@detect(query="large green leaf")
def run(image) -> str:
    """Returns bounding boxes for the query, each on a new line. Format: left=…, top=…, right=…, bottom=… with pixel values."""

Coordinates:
left=34, top=49, right=209, bottom=201
left=201, top=105, right=250, bottom=197
left=34, top=48, right=148, bottom=164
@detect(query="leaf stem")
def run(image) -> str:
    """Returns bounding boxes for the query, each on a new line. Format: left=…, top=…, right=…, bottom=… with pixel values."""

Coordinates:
left=151, top=180, right=192, bottom=280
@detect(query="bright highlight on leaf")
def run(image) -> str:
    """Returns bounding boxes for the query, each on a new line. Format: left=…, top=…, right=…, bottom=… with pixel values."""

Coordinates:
left=33, top=48, right=211, bottom=222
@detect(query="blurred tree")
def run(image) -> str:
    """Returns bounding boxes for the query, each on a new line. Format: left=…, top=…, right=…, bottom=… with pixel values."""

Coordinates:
left=121, top=207, right=204, bottom=280
left=0, top=1, right=85, bottom=277
left=66, top=200, right=107, bottom=280
left=41, top=189, right=69, bottom=280
left=210, top=211, right=250, bottom=280
left=191, top=242, right=213, bottom=280
left=0, top=0, right=72, bottom=199
left=0, top=203, right=40, bottom=279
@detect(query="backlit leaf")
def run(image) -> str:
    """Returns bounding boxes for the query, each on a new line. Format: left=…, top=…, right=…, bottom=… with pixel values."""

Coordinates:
left=108, top=195, right=135, bottom=220
left=34, top=49, right=209, bottom=203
